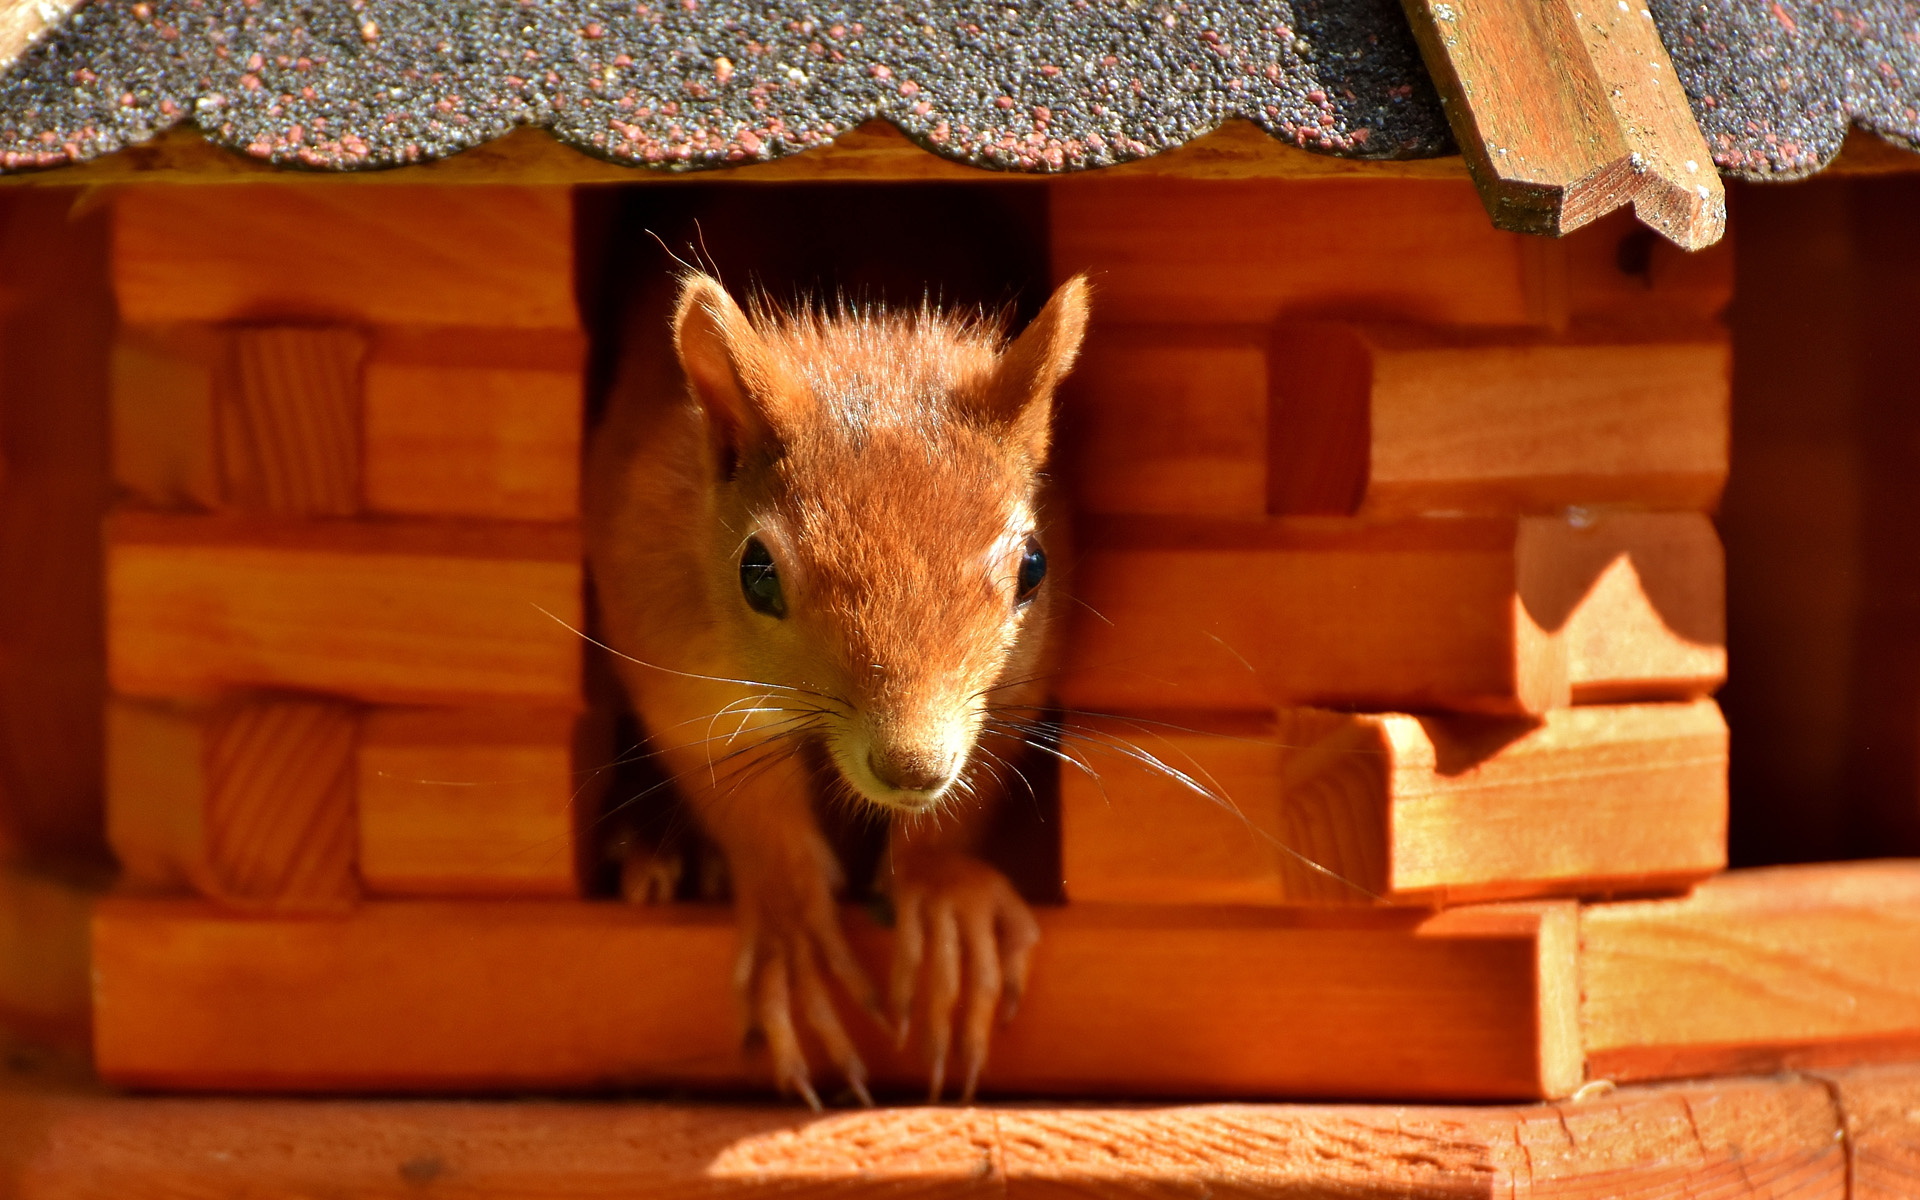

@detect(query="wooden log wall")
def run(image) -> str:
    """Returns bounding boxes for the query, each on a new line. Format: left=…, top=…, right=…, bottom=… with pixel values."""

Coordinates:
left=1049, top=176, right=1733, bottom=914
left=103, top=186, right=600, bottom=908
left=76, top=175, right=1920, bottom=1106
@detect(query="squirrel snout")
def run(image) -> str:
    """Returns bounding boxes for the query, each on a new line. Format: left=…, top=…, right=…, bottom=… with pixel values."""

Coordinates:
left=866, top=743, right=956, bottom=795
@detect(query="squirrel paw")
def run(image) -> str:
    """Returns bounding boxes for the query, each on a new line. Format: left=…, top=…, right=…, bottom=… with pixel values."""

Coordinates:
left=733, top=860, right=884, bottom=1110
left=887, top=852, right=1041, bottom=1104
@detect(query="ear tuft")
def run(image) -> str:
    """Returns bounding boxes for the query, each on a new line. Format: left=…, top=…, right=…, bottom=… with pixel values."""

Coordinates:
left=981, top=274, right=1091, bottom=459
left=672, top=273, right=768, bottom=456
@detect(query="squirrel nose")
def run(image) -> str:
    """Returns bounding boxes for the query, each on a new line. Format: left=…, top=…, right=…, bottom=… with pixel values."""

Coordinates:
left=867, top=744, right=954, bottom=794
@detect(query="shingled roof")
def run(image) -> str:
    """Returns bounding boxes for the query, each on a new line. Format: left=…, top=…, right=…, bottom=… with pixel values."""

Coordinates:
left=0, top=1, right=1912, bottom=222
left=0, top=0, right=1455, bottom=173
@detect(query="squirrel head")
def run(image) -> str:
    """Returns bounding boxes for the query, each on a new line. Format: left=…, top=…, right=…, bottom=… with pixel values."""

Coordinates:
left=673, top=271, right=1090, bottom=814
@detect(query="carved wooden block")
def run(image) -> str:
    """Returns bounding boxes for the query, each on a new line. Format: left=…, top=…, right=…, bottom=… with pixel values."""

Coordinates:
left=1583, top=861, right=1920, bottom=1082
left=91, top=899, right=1580, bottom=1101
left=1400, top=0, right=1725, bottom=248
left=220, top=326, right=365, bottom=516
left=1061, top=512, right=1724, bottom=716
left=1269, top=324, right=1729, bottom=517
left=1059, top=699, right=1727, bottom=907
left=106, top=512, right=584, bottom=709
left=106, top=694, right=360, bottom=911
left=357, top=708, right=591, bottom=898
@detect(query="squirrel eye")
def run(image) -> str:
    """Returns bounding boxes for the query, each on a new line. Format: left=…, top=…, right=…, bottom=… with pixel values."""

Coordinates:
left=739, top=537, right=787, bottom=619
left=1015, top=536, right=1047, bottom=605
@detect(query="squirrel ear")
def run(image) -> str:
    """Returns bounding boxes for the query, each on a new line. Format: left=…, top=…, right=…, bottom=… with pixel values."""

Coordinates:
left=982, top=275, right=1090, bottom=458
left=672, top=273, right=793, bottom=462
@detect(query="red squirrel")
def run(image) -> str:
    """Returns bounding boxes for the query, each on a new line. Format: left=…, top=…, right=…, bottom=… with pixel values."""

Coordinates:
left=585, top=267, right=1090, bottom=1106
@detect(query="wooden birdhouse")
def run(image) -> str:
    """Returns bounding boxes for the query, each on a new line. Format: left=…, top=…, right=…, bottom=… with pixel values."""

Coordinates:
left=3, top=0, right=1919, bottom=1191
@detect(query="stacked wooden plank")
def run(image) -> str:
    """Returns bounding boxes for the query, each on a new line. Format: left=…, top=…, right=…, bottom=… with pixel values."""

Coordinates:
left=1049, top=178, right=1732, bottom=910
left=102, top=186, right=596, bottom=908
left=86, top=178, right=1920, bottom=1105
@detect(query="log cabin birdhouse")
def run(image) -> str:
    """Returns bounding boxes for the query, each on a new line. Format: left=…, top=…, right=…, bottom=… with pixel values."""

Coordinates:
left=4, top=0, right=1920, bottom=1191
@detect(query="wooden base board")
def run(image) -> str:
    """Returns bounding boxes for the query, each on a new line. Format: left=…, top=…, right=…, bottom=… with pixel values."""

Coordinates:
left=1583, top=861, right=1920, bottom=1083
left=91, top=898, right=1580, bottom=1102
left=3, top=1064, right=1896, bottom=1199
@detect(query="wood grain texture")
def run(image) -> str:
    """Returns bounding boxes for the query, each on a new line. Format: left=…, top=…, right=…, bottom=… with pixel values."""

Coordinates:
left=1060, top=699, right=1726, bottom=907
left=1061, top=513, right=1724, bottom=716
left=357, top=708, right=586, bottom=898
left=106, top=695, right=360, bottom=911
left=1822, top=1062, right=1920, bottom=1200
left=1583, top=861, right=1920, bottom=1083
left=105, top=511, right=583, bottom=709
left=219, top=326, right=365, bottom=516
left=1269, top=323, right=1730, bottom=517
left=1400, top=0, right=1724, bottom=248
left=1050, top=178, right=1556, bottom=328
left=1058, top=325, right=1267, bottom=518
left=91, top=899, right=1581, bottom=1101
left=0, top=1072, right=1860, bottom=1198
left=361, top=359, right=582, bottom=522
left=112, top=186, right=578, bottom=328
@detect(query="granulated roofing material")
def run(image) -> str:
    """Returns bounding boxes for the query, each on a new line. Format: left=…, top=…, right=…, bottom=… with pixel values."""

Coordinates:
left=0, top=1, right=1912, bottom=179
left=1653, top=0, right=1920, bottom=180
left=0, top=0, right=1453, bottom=174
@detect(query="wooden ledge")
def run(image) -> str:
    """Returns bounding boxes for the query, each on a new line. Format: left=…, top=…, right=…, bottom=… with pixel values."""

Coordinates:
left=0, top=120, right=1470, bottom=188
left=7, top=1061, right=1916, bottom=1197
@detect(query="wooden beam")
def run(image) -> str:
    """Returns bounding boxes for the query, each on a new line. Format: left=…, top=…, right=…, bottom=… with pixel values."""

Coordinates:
left=1061, top=513, right=1724, bottom=716
left=106, top=695, right=360, bottom=911
left=1060, top=699, right=1727, bottom=907
left=3, top=120, right=1471, bottom=188
left=357, top=708, right=592, bottom=899
left=1583, top=861, right=1920, bottom=1082
left=1400, top=0, right=1725, bottom=248
left=112, top=186, right=579, bottom=329
left=0, top=1071, right=1863, bottom=1197
left=1058, top=325, right=1268, bottom=518
left=1050, top=177, right=1561, bottom=329
left=362, top=356, right=583, bottom=523
left=1269, top=324, right=1730, bottom=517
left=105, top=511, right=584, bottom=709
left=91, top=898, right=1581, bottom=1101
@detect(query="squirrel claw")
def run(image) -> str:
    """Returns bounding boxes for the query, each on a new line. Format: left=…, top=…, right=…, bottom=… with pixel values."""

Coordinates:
left=887, top=852, right=1039, bottom=1107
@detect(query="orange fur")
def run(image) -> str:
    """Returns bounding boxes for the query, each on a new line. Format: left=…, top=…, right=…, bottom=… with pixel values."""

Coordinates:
left=586, top=270, right=1089, bottom=1103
